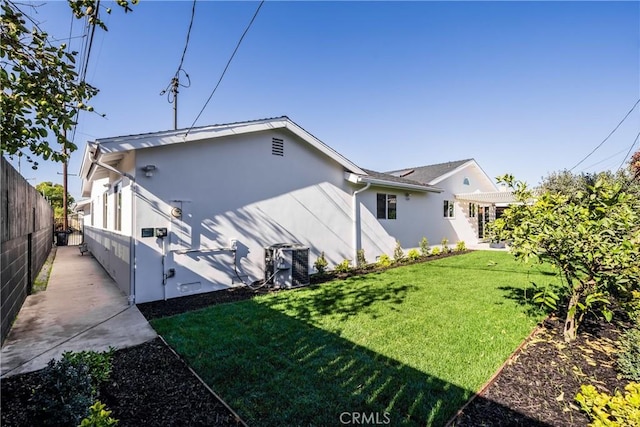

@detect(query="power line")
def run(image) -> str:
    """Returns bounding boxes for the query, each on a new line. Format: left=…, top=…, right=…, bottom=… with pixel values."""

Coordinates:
left=581, top=146, right=632, bottom=171
left=616, top=130, right=640, bottom=172
left=569, top=98, right=640, bottom=171
left=185, top=0, right=265, bottom=138
left=160, top=0, right=197, bottom=130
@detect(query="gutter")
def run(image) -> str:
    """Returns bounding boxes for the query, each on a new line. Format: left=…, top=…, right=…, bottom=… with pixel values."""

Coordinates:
left=352, top=182, right=371, bottom=263
left=89, top=146, right=137, bottom=305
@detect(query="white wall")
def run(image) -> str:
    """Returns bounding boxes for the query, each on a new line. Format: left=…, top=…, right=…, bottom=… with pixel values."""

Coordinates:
left=131, top=129, right=362, bottom=303
left=427, top=163, right=498, bottom=245
left=357, top=187, right=432, bottom=255
left=84, top=227, right=131, bottom=296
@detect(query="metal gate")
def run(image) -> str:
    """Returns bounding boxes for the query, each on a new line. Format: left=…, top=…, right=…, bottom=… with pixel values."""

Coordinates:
left=54, top=213, right=83, bottom=246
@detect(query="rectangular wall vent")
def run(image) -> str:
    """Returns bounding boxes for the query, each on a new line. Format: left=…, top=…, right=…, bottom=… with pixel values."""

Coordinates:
left=272, top=138, right=284, bottom=156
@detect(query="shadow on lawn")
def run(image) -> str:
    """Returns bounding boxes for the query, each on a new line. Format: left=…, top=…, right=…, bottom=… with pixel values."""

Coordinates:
left=153, top=299, right=552, bottom=427
left=264, top=277, right=416, bottom=324
left=497, top=286, right=552, bottom=317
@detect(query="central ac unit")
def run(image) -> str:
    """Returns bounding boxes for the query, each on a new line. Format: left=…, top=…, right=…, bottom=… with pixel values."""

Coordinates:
left=264, top=243, right=310, bottom=288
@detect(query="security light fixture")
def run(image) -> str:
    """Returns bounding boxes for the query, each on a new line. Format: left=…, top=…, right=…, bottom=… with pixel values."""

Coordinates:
left=142, top=164, right=157, bottom=177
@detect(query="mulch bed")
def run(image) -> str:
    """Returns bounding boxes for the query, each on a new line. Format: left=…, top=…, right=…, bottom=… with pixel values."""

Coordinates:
left=1, top=337, right=244, bottom=427
left=451, top=314, right=629, bottom=426
left=2, top=252, right=632, bottom=426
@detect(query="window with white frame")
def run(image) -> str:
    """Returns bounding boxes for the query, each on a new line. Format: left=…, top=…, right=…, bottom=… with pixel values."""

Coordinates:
left=443, top=200, right=455, bottom=218
left=468, top=202, right=476, bottom=217
left=102, top=193, right=108, bottom=228
left=114, top=182, right=122, bottom=231
left=376, top=193, right=397, bottom=220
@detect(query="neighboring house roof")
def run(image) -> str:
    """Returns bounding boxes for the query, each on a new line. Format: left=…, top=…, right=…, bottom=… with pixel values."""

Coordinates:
left=386, top=159, right=474, bottom=185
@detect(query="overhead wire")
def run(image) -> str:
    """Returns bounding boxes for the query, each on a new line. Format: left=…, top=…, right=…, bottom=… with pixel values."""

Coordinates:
left=616, top=130, right=640, bottom=172
left=569, top=98, right=640, bottom=171
left=160, top=0, right=197, bottom=102
left=185, top=0, right=265, bottom=138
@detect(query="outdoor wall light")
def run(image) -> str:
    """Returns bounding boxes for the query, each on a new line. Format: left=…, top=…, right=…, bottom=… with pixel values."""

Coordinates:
left=142, top=164, right=157, bottom=177
left=405, top=192, right=411, bottom=200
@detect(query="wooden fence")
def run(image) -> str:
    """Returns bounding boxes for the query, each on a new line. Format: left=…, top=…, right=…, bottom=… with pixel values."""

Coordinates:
left=1, top=156, right=54, bottom=344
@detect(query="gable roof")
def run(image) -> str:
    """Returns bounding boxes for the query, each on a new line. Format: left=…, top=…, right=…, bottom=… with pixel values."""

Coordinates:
left=386, top=159, right=474, bottom=185
left=80, top=116, right=441, bottom=196
left=79, top=116, right=367, bottom=194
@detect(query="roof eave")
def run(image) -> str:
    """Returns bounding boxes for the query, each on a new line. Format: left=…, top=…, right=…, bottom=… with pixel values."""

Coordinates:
left=345, top=173, right=443, bottom=193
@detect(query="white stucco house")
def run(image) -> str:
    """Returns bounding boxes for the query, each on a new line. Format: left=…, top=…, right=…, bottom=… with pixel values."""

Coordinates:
left=78, top=116, right=511, bottom=304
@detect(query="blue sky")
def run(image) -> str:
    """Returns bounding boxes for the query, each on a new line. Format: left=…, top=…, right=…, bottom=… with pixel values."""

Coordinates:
left=8, top=1, right=640, bottom=201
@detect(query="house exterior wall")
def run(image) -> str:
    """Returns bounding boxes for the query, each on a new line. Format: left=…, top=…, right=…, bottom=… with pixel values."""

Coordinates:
left=426, top=163, right=498, bottom=245
left=357, top=187, right=430, bottom=253
left=130, top=129, right=366, bottom=303
left=82, top=152, right=136, bottom=297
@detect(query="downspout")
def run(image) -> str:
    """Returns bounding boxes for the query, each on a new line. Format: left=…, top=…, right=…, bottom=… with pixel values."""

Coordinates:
left=89, top=147, right=137, bottom=305
left=352, top=181, right=371, bottom=264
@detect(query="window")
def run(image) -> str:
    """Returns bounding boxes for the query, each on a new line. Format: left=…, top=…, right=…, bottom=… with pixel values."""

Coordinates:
left=377, top=194, right=397, bottom=219
left=463, top=177, right=470, bottom=185
left=443, top=200, right=455, bottom=218
left=468, top=202, right=476, bottom=217
left=114, top=183, right=122, bottom=231
left=102, top=193, right=108, bottom=228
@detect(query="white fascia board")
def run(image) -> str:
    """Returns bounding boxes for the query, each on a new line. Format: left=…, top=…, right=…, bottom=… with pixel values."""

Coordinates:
left=428, top=160, right=476, bottom=185
left=345, top=172, right=442, bottom=193
left=284, top=121, right=366, bottom=175
left=428, top=159, right=498, bottom=191
left=91, top=117, right=366, bottom=175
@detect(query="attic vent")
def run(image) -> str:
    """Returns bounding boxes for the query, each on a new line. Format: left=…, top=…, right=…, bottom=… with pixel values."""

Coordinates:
left=272, top=138, right=284, bottom=156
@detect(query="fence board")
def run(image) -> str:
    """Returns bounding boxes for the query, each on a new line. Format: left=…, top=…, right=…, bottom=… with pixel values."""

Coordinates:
left=1, top=157, right=54, bottom=344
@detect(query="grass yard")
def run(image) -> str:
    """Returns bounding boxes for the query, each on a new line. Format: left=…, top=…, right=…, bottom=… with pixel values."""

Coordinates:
left=152, top=251, right=554, bottom=426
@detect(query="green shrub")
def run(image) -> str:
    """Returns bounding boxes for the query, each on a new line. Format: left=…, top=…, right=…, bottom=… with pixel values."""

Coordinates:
left=356, top=249, right=367, bottom=268
left=431, top=246, right=441, bottom=256
left=79, top=401, right=119, bottom=426
left=622, top=290, right=640, bottom=323
left=63, top=348, right=114, bottom=393
left=334, top=259, right=351, bottom=273
left=407, top=248, right=421, bottom=261
left=31, top=357, right=94, bottom=426
left=455, top=241, right=467, bottom=252
left=617, top=327, right=640, bottom=381
left=314, top=252, right=328, bottom=275
left=419, top=237, right=430, bottom=256
left=393, top=240, right=404, bottom=262
left=575, top=382, right=640, bottom=426
left=441, top=238, right=450, bottom=253
left=377, top=254, right=392, bottom=268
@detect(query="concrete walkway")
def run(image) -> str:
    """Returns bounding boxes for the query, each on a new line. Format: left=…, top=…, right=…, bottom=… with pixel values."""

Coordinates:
left=1, top=246, right=157, bottom=377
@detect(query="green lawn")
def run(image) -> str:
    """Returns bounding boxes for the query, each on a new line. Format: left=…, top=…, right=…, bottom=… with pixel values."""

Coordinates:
left=152, top=251, right=553, bottom=426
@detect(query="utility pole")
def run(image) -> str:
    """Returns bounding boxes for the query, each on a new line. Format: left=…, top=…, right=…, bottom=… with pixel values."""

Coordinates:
left=172, top=76, right=179, bottom=130
left=62, top=130, right=68, bottom=231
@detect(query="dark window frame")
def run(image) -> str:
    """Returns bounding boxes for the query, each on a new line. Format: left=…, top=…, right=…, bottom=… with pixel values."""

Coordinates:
left=377, top=193, right=397, bottom=220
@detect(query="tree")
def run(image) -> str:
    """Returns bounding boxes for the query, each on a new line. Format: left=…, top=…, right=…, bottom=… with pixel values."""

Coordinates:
left=1, top=0, right=136, bottom=168
left=631, top=150, right=640, bottom=179
left=36, top=181, right=74, bottom=218
left=490, top=174, right=640, bottom=342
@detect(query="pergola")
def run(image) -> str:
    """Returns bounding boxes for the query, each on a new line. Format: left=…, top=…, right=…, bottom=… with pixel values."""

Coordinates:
left=454, top=191, right=516, bottom=205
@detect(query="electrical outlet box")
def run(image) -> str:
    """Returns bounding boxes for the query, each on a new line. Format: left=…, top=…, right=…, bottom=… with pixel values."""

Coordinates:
left=155, top=227, right=168, bottom=238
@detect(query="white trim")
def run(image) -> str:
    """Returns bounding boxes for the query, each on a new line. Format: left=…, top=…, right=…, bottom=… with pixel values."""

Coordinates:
left=455, top=191, right=516, bottom=204
left=345, top=172, right=442, bottom=193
